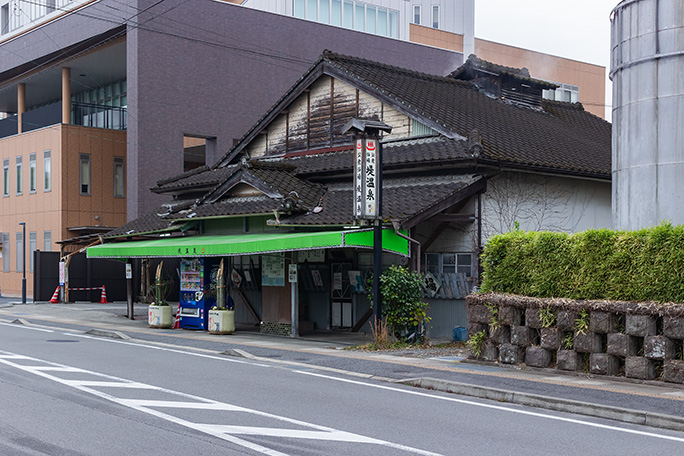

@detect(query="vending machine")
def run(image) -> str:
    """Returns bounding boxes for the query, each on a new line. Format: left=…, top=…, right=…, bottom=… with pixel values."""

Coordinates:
left=179, top=258, right=214, bottom=330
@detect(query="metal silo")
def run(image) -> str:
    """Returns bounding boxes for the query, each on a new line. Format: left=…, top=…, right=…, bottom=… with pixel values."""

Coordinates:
left=610, top=0, right=684, bottom=230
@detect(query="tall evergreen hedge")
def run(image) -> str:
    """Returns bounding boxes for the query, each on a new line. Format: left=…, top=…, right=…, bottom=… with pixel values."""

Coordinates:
left=479, top=223, right=684, bottom=303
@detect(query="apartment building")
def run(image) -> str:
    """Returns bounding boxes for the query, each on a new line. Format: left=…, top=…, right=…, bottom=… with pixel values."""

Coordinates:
left=0, top=0, right=459, bottom=297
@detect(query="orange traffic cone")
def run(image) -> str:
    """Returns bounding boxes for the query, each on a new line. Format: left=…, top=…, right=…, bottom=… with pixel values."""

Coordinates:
left=173, top=303, right=181, bottom=329
left=99, top=286, right=109, bottom=304
left=49, top=286, right=60, bottom=303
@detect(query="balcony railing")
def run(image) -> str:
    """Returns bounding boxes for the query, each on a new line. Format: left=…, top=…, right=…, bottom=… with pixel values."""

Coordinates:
left=72, top=102, right=127, bottom=130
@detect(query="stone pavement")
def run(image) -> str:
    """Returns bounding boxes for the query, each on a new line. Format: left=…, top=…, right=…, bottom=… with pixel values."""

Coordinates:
left=1, top=299, right=684, bottom=432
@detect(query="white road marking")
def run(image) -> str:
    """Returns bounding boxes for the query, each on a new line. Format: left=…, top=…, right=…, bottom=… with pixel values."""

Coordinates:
left=0, top=321, right=54, bottom=332
left=0, top=350, right=442, bottom=456
left=294, top=370, right=684, bottom=444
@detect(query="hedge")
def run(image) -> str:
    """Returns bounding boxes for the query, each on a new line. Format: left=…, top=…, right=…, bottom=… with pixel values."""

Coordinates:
left=479, top=223, right=684, bottom=303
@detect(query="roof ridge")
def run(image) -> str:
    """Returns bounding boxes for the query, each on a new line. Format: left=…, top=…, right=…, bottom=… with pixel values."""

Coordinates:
left=323, top=50, right=464, bottom=85
left=155, top=164, right=210, bottom=187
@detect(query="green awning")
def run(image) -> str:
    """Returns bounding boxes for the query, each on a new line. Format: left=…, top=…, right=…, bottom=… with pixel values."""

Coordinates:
left=87, top=228, right=409, bottom=259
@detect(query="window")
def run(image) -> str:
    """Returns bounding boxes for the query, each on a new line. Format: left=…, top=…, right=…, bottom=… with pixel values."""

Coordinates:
left=413, top=5, right=421, bottom=25
left=542, top=83, right=579, bottom=104
left=354, top=3, right=364, bottom=31
left=29, top=153, right=36, bottom=193
left=412, top=119, right=436, bottom=136
left=377, top=7, right=387, bottom=36
left=343, top=0, right=353, bottom=29
left=15, top=156, right=22, bottom=195
left=389, top=10, right=398, bottom=38
left=423, top=253, right=472, bottom=277
left=432, top=5, right=439, bottom=29
left=2, top=158, right=8, bottom=197
left=366, top=6, right=375, bottom=34
left=79, top=154, right=90, bottom=195
left=306, top=0, right=317, bottom=20
left=319, top=0, right=329, bottom=23
left=43, top=150, right=51, bottom=191
left=331, top=0, right=341, bottom=26
left=43, top=231, right=51, bottom=252
left=114, top=157, right=125, bottom=197
left=2, top=233, right=8, bottom=272
left=16, top=232, right=22, bottom=273
left=293, top=0, right=305, bottom=18
left=1, top=4, right=8, bottom=35
left=29, top=231, right=36, bottom=273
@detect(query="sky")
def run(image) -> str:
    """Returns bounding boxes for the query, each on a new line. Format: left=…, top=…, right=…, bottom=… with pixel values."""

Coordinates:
left=475, top=0, right=617, bottom=119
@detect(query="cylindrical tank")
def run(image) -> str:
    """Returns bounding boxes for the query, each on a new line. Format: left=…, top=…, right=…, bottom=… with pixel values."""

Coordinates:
left=610, top=0, right=684, bottom=230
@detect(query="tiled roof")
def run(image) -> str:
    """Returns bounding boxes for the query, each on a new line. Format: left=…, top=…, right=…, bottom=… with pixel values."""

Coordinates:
left=274, top=136, right=472, bottom=176
left=280, top=175, right=480, bottom=225
left=319, top=52, right=610, bottom=176
left=152, top=165, right=237, bottom=193
left=104, top=209, right=180, bottom=238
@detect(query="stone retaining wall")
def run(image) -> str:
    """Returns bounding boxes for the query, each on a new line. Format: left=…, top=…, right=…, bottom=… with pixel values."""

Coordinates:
left=467, top=293, right=684, bottom=384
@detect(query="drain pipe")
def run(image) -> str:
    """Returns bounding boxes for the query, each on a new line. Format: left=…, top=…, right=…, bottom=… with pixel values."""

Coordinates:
left=392, top=221, right=421, bottom=272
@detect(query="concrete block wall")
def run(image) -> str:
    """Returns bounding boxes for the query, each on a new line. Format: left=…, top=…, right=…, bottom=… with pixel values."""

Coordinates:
left=466, top=293, right=684, bottom=384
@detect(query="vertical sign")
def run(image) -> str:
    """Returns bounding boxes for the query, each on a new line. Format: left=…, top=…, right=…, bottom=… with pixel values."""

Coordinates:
left=353, top=138, right=363, bottom=218
left=288, top=263, right=298, bottom=283
left=364, top=138, right=378, bottom=219
left=59, top=261, right=66, bottom=286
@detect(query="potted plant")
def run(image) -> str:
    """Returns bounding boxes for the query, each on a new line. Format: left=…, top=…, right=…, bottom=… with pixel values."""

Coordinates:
left=208, top=259, right=235, bottom=334
left=148, top=261, right=173, bottom=328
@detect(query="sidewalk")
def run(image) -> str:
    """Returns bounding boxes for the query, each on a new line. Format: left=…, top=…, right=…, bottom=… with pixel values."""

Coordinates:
left=1, top=300, right=684, bottom=432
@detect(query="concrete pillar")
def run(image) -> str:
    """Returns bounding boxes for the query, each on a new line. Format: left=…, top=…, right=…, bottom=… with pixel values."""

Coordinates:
left=62, top=67, right=71, bottom=124
left=17, top=83, right=25, bottom=134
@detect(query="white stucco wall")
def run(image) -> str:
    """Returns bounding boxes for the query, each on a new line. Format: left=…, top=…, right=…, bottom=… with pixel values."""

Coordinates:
left=481, top=172, right=612, bottom=240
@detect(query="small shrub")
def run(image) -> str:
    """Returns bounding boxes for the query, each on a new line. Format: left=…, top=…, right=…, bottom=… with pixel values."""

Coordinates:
left=370, top=265, right=431, bottom=341
left=538, top=306, right=556, bottom=328
left=485, top=302, right=500, bottom=331
left=466, top=330, right=487, bottom=357
left=574, top=309, right=590, bottom=335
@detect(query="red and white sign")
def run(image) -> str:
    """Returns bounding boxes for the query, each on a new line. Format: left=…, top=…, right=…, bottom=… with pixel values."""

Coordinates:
left=364, top=138, right=378, bottom=218
left=231, top=268, right=242, bottom=288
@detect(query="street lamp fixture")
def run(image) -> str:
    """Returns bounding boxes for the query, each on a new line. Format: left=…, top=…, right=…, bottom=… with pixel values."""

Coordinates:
left=18, top=222, right=26, bottom=304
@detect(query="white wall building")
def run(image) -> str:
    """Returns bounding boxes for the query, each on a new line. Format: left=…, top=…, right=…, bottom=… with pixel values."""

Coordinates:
left=242, top=0, right=475, bottom=56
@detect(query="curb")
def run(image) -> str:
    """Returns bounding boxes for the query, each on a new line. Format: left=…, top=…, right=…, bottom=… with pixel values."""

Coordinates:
left=401, top=377, right=684, bottom=432
left=85, top=329, right=131, bottom=340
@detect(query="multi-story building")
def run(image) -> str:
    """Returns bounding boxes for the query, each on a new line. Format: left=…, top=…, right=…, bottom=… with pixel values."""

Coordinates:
left=242, top=0, right=606, bottom=118
left=0, top=0, right=459, bottom=297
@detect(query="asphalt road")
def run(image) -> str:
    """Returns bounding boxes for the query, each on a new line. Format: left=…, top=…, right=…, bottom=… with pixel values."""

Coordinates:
left=1, top=322, right=684, bottom=455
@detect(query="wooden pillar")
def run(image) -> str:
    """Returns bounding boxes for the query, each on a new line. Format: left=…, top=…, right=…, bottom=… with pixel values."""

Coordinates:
left=17, top=83, right=25, bottom=134
left=62, top=67, right=71, bottom=124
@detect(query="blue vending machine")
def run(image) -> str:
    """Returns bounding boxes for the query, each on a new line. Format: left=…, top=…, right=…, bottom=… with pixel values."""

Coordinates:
left=179, top=258, right=213, bottom=330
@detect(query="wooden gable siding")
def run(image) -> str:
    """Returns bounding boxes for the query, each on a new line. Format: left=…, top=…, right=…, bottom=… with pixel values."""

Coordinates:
left=246, top=75, right=411, bottom=158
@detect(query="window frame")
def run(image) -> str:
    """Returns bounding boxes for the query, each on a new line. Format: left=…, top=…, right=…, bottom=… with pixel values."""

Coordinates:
left=79, top=153, right=91, bottom=195
left=113, top=156, right=125, bottom=198
left=29, top=153, right=36, bottom=193
left=15, top=231, right=23, bottom=273
left=2, top=233, right=9, bottom=272
left=431, top=5, right=439, bottom=29
left=43, top=231, right=51, bottom=252
left=43, top=150, right=51, bottom=192
left=413, top=5, right=421, bottom=25
left=2, top=158, right=8, bottom=197
left=29, top=231, right=36, bottom=273
left=15, top=156, right=22, bottom=195
left=423, top=252, right=473, bottom=277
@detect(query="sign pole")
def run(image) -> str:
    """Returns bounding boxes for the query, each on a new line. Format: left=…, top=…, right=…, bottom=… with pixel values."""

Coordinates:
left=343, top=119, right=392, bottom=326
left=373, top=139, right=383, bottom=323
